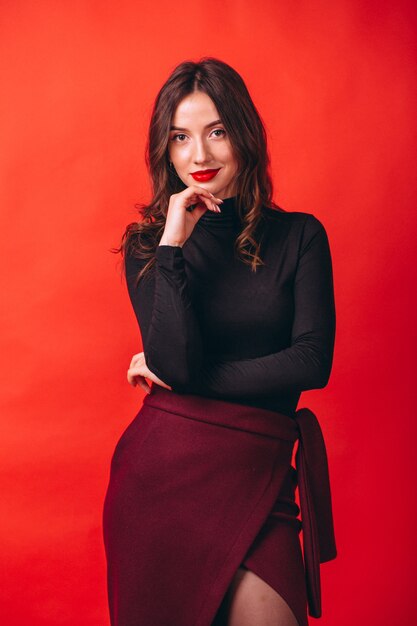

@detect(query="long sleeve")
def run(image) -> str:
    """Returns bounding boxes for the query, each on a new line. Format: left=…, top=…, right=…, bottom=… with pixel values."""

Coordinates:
left=187, top=216, right=336, bottom=399
left=125, top=244, right=203, bottom=390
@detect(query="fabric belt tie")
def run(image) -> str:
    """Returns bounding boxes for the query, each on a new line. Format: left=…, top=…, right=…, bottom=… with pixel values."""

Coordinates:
left=293, top=408, right=337, bottom=618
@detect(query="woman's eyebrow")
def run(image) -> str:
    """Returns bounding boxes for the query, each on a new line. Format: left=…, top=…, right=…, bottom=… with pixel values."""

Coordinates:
left=170, top=119, right=222, bottom=131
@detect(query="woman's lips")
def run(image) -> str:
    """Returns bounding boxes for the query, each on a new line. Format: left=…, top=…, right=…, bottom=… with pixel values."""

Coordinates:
left=190, top=168, right=221, bottom=182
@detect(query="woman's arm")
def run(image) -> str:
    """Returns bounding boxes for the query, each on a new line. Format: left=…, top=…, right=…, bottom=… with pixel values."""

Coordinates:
left=125, top=243, right=204, bottom=391
left=125, top=186, right=223, bottom=391
left=187, top=216, right=336, bottom=398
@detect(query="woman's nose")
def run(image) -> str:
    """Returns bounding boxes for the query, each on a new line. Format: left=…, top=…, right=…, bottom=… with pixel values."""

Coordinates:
left=193, top=139, right=211, bottom=164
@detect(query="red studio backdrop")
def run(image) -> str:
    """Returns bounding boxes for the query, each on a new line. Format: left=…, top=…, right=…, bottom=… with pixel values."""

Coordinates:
left=0, top=1, right=416, bottom=624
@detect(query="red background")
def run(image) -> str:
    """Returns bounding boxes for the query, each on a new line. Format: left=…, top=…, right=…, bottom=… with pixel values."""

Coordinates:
left=1, top=1, right=416, bottom=624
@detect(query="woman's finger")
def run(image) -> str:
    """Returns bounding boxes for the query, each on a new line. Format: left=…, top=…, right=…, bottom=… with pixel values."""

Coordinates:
left=199, top=194, right=222, bottom=213
left=128, top=361, right=147, bottom=376
left=182, top=186, right=223, bottom=211
left=127, top=366, right=149, bottom=387
left=189, top=185, right=223, bottom=202
left=193, top=188, right=223, bottom=208
left=127, top=365, right=142, bottom=383
left=135, top=377, right=151, bottom=394
left=128, top=368, right=144, bottom=384
left=129, top=352, right=144, bottom=368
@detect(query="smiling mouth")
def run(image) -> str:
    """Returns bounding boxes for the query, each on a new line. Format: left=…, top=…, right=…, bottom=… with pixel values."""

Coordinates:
left=191, top=168, right=221, bottom=181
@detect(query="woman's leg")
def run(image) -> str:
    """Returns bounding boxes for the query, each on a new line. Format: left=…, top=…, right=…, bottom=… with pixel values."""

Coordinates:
left=218, top=566, right=299, bottom=626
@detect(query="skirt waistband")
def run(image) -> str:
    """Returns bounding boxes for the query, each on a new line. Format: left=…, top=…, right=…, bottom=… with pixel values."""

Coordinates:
left=144, top=386, right=299, bottom=442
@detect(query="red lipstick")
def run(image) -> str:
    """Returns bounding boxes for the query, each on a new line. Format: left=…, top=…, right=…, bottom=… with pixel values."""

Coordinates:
left=190, top=168, right=221, bottom=182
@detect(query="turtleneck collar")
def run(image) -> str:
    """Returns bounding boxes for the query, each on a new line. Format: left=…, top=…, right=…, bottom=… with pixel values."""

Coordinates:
left=198, top=195, right=241, bottom=228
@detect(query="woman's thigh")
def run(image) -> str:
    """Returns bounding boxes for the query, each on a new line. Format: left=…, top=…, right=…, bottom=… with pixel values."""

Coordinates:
left=213, top=566, right=299, bottom=626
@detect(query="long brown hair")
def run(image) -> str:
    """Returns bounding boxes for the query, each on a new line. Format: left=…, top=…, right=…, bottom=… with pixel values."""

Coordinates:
left=114, top=57, right=279, bottom=285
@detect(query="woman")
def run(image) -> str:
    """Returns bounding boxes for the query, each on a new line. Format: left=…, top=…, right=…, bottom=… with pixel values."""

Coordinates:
left=103, top=57, right=337, bottom=626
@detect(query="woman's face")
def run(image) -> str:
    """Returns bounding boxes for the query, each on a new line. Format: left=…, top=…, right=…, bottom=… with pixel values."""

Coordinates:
left=168, top=91, right=239, bottom=199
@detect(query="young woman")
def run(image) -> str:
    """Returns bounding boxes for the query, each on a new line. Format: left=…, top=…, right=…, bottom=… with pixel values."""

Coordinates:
left=103, top=57, right=337, bottom=626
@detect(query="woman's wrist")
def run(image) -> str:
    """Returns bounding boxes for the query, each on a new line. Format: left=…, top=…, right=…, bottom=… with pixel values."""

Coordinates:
left=159, top=235, right=184, bottom=247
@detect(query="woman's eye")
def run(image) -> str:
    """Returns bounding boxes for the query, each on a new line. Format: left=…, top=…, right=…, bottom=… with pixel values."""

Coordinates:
left=172, top=134, right=187, bottom=142
left=212, top=129, right=226, bottom=138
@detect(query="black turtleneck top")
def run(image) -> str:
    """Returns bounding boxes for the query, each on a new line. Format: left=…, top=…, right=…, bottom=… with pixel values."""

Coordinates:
left=124, top=196, right=336, bottom=417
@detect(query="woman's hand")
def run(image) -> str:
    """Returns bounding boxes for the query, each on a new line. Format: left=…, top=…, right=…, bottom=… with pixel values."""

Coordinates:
left=127, top=352, right=172, bottom=393
left=159, top=185, right=223, bottom=247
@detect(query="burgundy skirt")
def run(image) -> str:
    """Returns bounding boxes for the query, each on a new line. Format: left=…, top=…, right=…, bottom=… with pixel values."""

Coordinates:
left=103, top=386, right=336, bottom=626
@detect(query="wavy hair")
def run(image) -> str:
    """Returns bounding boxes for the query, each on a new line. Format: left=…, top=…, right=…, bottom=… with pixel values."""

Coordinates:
left=113, top=57, right=279, bottom=285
